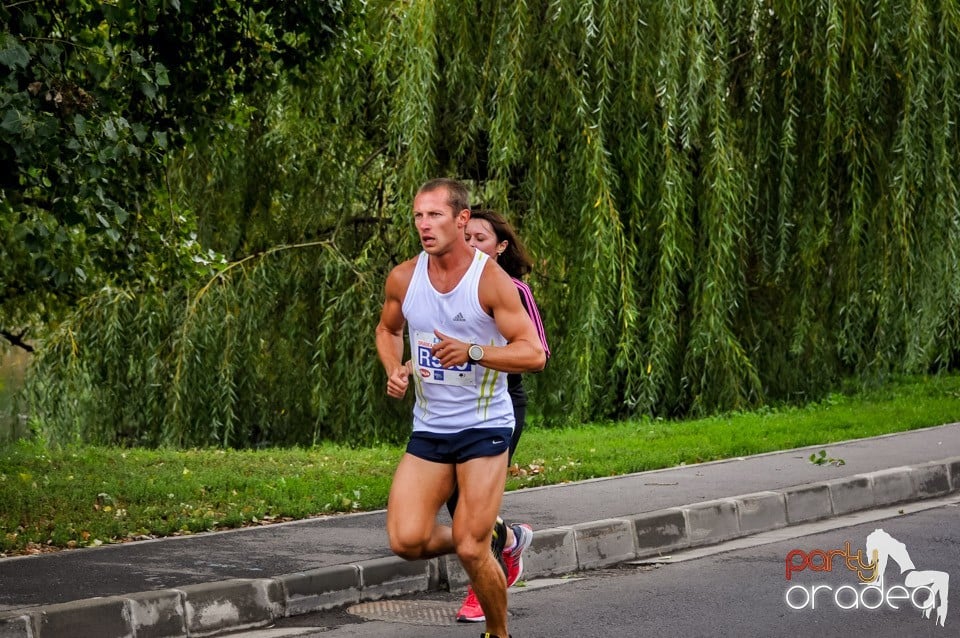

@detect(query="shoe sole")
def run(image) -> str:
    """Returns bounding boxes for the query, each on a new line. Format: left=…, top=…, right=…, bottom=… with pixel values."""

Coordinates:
left=456, top=614, right=485, bottom=623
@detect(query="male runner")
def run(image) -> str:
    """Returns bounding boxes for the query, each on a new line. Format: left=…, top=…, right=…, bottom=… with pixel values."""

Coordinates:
left=375, top=178, right=546, bottom=638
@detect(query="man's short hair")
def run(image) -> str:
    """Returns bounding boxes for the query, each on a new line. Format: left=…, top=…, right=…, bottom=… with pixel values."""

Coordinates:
left=418, top=178, right=470, bottom=215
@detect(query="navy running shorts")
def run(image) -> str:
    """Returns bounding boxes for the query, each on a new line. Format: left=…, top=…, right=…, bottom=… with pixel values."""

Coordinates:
left=406, top=427, right=512, bottom=464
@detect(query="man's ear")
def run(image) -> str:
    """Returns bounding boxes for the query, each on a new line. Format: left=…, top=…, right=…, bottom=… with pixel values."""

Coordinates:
left=456, top=208, right=471, bottom=229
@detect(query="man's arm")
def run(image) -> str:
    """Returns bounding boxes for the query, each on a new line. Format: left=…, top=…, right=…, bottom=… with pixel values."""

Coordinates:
left=432, top=261, right=546, bottom=374
left=375, top=260, right=415, bottom=398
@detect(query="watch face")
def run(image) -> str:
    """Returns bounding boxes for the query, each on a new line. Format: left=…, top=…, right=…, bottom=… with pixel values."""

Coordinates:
left=469, top=345, right=483, bottom=362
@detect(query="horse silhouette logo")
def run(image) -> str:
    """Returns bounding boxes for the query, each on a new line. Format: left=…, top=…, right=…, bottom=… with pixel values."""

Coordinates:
left=865, top=528, right=949, bottom=627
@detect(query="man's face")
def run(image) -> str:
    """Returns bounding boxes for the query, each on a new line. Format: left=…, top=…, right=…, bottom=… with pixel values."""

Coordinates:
left=412, top=188, right=467, bottom=254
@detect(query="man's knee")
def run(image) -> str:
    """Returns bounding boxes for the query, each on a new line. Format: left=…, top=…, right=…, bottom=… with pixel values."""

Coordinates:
left=454, top=536, right=488, bottom=568
left=390, top=541, right=428, bottom=561
left=388, top=529, right=430, bottom=561
left=387, top=531, right=430, bottom=560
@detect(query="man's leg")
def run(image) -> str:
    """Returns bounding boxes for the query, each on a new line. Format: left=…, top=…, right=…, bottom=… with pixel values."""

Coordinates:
left=386, top=453, right=456, bottom=560
left=453, top=451, right=509, bottom=637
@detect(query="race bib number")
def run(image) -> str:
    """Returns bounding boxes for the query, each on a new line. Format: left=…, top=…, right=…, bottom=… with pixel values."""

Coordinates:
left=413, top=330, right=478, bottom=386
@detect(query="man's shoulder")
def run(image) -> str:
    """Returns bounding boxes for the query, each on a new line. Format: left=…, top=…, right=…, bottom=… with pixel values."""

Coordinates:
left=477, top=257, right=520, bottom=311
left=389, top=255, right=420, bottom=278
left=479, top=255, right=513, bottom=285
left=384, top=255, right=420, bottom=299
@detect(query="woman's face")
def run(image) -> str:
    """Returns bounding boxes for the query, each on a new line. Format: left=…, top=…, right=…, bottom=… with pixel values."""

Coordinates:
left=465, top=218, right=506, bottom=259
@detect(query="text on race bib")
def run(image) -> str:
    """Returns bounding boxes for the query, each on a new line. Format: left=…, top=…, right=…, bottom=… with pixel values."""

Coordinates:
left=413, top=330, right=478, bottom=386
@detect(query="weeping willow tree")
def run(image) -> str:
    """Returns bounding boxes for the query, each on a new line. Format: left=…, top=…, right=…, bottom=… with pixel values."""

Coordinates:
left=26, top=0, right=960, bottom=447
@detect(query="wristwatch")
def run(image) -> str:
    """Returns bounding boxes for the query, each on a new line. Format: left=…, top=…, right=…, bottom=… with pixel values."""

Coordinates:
left=467, top=344, right=485, bottom=364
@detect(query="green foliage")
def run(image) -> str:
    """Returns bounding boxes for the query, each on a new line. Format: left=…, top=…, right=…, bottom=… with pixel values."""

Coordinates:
left=372, top=0, right=960, bottom=423
left=20, top=0, right=960, bottom=447
left=23, top=3, right=408, bottom=446
left=27, top=242, right=410, bottom=447
left=809, top=450, right=846, bottom=467
left=0, top=0, right=351, bottom=327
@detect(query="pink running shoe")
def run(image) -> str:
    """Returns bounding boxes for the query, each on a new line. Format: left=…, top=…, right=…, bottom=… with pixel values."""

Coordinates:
left=503, top=523, right=533, bottom=587
left=456, top=586, right=485, bottom=622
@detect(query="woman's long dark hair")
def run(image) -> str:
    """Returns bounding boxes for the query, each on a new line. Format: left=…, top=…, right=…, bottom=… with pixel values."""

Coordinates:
left=469, top=209, right=532, bottom=279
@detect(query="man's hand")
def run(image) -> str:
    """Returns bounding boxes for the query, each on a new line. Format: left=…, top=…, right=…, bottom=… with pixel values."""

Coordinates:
left=385, top=365, right=409, bottom=398
left=431, top=330, right=469, bottom=368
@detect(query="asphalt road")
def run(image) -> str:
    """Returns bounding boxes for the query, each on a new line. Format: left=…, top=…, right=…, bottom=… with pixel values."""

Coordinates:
left=225, top=496, right=960, bottom=638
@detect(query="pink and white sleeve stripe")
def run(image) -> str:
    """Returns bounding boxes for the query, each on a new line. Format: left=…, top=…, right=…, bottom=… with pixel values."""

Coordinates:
left=512, top=278, right=551, bottom=358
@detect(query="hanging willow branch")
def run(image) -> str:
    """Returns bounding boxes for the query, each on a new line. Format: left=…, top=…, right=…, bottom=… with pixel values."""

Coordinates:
left=26, top=0, right=960, bottom=447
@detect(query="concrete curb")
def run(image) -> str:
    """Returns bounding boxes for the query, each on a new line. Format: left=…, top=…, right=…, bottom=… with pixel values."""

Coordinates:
left=3, top=455, right=959, bottom=638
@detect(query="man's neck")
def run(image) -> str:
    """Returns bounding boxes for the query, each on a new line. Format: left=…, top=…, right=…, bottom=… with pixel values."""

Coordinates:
left=427, top=244, right=475, bottom=292
left=429, top=242, right=473, bottom=267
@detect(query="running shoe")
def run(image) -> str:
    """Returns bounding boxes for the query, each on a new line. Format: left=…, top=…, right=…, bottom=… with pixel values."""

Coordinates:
left=456, top=586, right=485, bottom=622
left=503, top=523, right=533, bottom=587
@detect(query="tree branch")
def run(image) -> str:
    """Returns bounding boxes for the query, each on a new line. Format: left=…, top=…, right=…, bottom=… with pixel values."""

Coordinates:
left=1, top=329, right=35, bottom=353
left=359, top=143, right=389, bottom=174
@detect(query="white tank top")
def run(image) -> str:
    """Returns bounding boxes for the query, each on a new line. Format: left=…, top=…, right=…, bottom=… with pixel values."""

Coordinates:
left=402, top=250, right=514, bottom=434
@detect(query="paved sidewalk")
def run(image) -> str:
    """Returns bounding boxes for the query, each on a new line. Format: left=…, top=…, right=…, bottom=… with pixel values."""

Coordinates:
left=1, top=423, right=959, bottom=637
